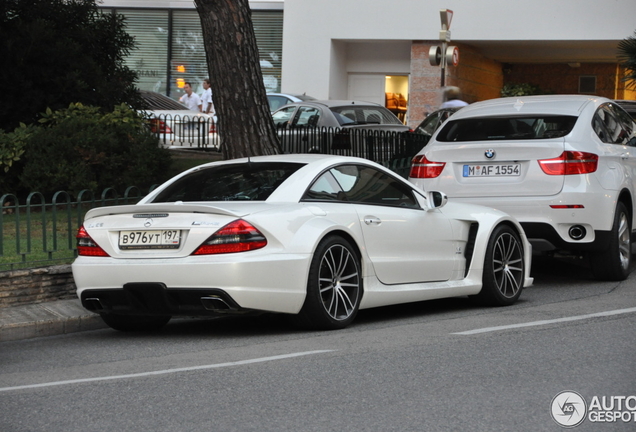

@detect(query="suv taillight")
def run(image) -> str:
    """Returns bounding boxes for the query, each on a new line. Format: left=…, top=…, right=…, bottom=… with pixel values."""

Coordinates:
left=76, top=226, right=110, bottom=257
left=538, top=151, right=598, bottom=175
left=192, top=220, right=267, bottom=255
left=409, top=155, right=446, bottom=178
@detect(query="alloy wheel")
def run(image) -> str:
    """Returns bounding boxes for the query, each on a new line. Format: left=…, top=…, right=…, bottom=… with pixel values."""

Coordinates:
left=318, top=244, right=361, bottom=321
left=617, top=211, right=631, bottom=270
left=492, top=232, right=524, bottom=299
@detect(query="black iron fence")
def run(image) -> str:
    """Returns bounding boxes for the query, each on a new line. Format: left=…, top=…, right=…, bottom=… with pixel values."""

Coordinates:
left=2, top=126, right=423, bottom=270
left=0, top=187, right=152, bottom=272
left=146, top=114, right=428, bottom=166
left=276, top=125, right=427, bottom=165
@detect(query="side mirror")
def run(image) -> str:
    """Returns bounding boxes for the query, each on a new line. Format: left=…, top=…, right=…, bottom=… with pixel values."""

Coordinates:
left=427, top=191, right=448, bottom=210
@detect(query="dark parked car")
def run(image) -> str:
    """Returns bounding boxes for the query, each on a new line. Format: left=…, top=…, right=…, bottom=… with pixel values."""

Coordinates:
left=614, top=100, right=636, bottom=120
left=412, top=107, right=461, bottom=147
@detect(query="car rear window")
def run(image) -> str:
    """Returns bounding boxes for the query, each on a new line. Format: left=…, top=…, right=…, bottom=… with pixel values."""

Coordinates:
left=436, top=115, right=578, bottom=142
left=330, top=106, right=402, bottom=126
left=140, top=91, right=189, bottom=111
left=151, top=162, right=304, bottom=202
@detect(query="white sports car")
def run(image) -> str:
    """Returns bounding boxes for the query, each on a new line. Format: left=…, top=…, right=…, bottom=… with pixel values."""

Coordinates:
left=72, top=154, right=533, bottom=332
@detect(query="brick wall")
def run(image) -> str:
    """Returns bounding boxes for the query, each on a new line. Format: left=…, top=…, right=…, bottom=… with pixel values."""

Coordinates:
left=0, top=265, right=77, bottom=308
left=409, top=41, right=503, bottom=128
left=503, top=63, right=627, bottom=99
left=408, top=41, right=633, bottom=129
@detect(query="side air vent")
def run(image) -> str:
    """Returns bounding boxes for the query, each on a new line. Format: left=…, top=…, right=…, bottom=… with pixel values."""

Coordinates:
left=464, top=223, right=479, bottom=277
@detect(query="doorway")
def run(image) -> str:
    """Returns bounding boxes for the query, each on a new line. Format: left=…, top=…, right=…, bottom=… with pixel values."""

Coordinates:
left=347, top=74, right=409, bottom=123
left=384, top=75, right=409, bottom=123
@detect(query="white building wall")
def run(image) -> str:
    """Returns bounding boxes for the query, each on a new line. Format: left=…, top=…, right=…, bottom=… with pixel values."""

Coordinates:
left=281, top=0, right=636, bottom=99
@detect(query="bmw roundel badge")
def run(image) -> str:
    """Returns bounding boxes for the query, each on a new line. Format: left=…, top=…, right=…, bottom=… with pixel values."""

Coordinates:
left=485, top=149, right=496, bottom=159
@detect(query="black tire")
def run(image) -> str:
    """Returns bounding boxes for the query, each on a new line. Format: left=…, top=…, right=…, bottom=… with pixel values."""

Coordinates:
left=472, top=224, right=524, bottom=306
left=293, top=236, right=362, bottom=330
left=100, top=313, right=171, bottom=332
left=590, top=202, right=631, bottom=281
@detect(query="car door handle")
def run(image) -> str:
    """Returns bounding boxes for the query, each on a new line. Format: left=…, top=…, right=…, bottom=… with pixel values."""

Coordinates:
left=364, top=216, right=381, bottom=225
left=621, top=153, right=629, bottom=160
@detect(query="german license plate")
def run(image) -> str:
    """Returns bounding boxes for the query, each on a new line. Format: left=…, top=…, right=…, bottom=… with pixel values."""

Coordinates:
left=119, top=230, right=180, bottom=249
left=463, top=163, right=521, bottom=177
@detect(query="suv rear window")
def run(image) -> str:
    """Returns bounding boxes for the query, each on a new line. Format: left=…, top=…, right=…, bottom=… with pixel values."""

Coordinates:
left=436, top=115, right=578, bottom=142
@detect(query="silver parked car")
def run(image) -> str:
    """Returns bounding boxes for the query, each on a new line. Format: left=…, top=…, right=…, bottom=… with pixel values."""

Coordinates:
left=267, top=92, right=316, bottom=112
left=272, top=100, right=412, bottom=160
left=272, top=100, right=409, bottom=132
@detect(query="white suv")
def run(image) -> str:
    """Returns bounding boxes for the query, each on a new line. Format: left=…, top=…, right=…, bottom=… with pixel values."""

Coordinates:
left=409, top=95, right=636, bottom=281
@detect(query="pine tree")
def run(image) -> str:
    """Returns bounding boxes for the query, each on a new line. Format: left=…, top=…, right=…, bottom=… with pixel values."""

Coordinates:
left=194, top=0, right=281, bottom=158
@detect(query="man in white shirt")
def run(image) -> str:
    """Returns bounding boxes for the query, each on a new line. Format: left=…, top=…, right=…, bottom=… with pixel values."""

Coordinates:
left=179, top=82, right=202, bottom=111
left=201, top=78, right=215, bottom=114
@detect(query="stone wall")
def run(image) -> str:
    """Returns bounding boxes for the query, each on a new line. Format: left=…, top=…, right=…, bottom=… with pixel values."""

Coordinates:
left=0, top=265, right=77, bottom=308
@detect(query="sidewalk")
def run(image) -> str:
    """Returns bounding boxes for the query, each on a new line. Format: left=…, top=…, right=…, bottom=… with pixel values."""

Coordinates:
left=0, top=299, right=106, bottom=342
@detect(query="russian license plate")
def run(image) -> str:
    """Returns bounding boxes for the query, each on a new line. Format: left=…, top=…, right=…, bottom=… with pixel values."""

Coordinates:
left=119, top=230, right=180, bottom=250
left=463, top=163, right=521, bottom=177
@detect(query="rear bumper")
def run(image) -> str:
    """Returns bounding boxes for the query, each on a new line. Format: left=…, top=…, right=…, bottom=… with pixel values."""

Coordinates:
left=72, top=253, right=311, bottom=315
left=436, top=191, right=617, bottom=252
left=521, top=222, right=611, bottom=252
left=80, top=284, right=250, bottom=317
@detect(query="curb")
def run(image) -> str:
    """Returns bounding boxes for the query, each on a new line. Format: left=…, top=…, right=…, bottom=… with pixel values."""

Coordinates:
left=0, top=299, right=107, bottom=342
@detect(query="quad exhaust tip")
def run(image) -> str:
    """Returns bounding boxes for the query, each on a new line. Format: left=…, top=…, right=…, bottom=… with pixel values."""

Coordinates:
left=84, top=297, right=105, bottom=311
left=568, top=225, right=587, bottom=240
left=201, top=296, right=235, bottom=312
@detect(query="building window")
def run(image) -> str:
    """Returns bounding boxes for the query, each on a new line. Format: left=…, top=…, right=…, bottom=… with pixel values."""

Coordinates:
left=579, top=76, right=597, bottom=94
left=102, top=7, right=283, bottom=99
left=116, top=9, right=170, bottom=94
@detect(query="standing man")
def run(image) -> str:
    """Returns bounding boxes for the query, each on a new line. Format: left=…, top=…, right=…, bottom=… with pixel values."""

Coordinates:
left=201, top=78, right=215, bottom=115
left=439, top=86, right=468, bottom=108
left=179, top=82, right=202, bottom=112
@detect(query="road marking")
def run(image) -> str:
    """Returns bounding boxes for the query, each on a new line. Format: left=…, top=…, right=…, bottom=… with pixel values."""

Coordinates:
left=453, top=307, right=636, bottom=335
left=0, top=350, right=335, bottom=393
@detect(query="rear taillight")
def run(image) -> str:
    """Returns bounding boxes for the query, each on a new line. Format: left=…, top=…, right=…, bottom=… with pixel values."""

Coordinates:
left=192, top=220, right=267, bottom=255
left=209, top=121, right=216, bottom=133
left=76, top=226, right=109, bottom=257
left=149, top=119, right=173, bottom=134
left=538, top=151, right=598, bottom=175
left=409, top=155, right=446, bottom=178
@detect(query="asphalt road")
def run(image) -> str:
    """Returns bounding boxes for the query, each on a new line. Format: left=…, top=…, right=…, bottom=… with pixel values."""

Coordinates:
left=1, top=256, right=635, bottom=432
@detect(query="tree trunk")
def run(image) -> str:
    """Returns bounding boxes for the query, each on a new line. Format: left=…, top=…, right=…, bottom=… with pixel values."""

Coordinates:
left=194, top=0, right=281, bottom=159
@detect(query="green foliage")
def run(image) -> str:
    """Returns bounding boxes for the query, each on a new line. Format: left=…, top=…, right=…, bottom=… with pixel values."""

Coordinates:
left=0, top=123, right=37, bottom=193
left=618, top=31, right=636, bottom=90
left=19, top=103, right=172, bottom=195
left=0, top=123, right=34, bottom=172
left=500, top=83, right=545, bottom=97
left=0, top=0, right=142, bottom=131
